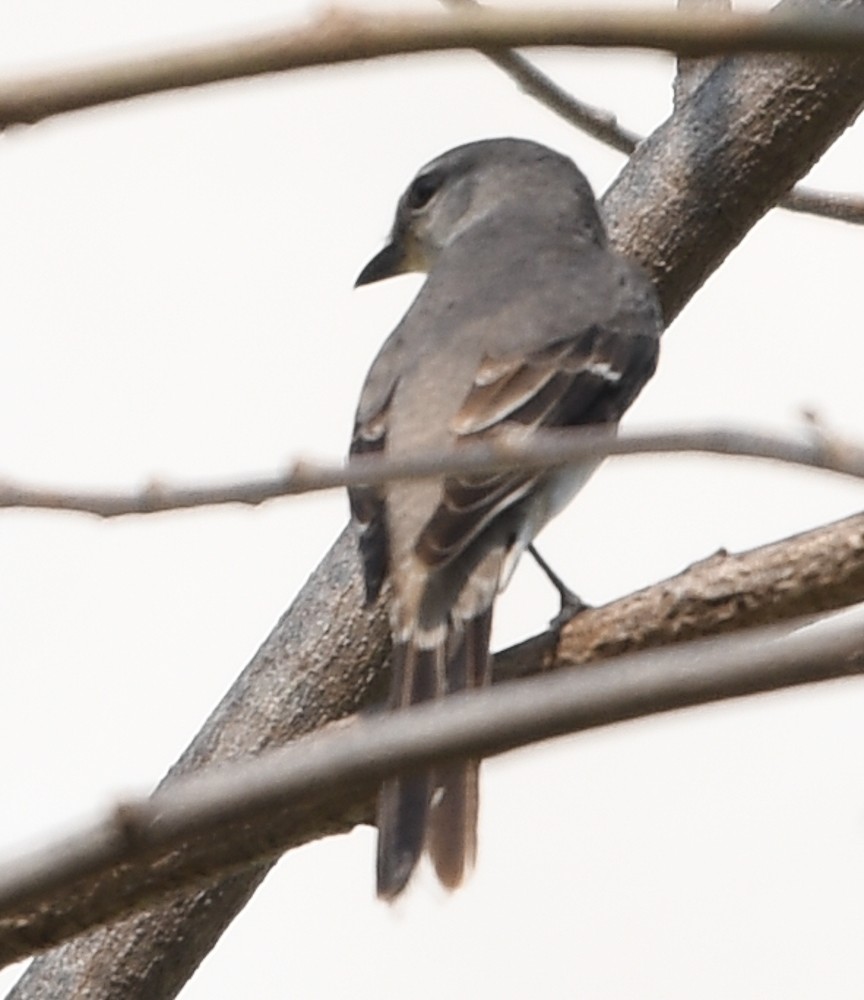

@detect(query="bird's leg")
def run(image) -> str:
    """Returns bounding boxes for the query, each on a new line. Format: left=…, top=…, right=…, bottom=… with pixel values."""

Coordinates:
left=528, top=544, right=591, bottom=629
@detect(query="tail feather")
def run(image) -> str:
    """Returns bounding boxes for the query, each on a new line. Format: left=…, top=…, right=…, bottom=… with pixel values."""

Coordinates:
left=376, top=640, right=442, bottom=900
left=376, top=598, right=495, bottom=899
left=376, top=772, right=432, bottom=900
left=428, top=608, right=492, bottom=889
left=428, top=760, right=479, bottom=888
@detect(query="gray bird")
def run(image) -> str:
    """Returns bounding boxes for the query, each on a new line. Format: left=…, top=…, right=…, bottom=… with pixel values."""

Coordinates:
left=350, top=138, right=662, bottom=899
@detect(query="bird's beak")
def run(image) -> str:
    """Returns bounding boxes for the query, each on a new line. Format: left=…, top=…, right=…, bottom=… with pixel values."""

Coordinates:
left=354, top=240, right=406, bottom=287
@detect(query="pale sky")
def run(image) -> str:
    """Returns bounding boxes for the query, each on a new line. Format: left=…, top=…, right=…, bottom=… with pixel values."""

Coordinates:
left=2, top=1, right=864, bottom=998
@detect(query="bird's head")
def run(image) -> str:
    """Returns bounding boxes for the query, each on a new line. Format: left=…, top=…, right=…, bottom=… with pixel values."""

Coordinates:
left=355, top=138, right=603, bottom=287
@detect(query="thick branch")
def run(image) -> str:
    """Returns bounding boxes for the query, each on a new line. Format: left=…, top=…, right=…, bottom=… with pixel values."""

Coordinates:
left=11, top=2, right=864, bottom=997
left=2, top=426, right=864, bottom=518
left=602, top=4, right=864, bottom=322
left=4, top=508, right=864, bottom=970
left=3, top=7, right=864, bottom=127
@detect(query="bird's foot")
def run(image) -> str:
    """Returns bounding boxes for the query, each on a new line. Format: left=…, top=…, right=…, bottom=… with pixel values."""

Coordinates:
left=528, top=544, right=592, bottom=630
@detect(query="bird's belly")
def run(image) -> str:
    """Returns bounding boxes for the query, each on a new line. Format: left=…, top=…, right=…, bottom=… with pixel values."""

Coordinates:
left=498, top=458, right=601, bottom=590
left=541, top=459, right=601, bottom=527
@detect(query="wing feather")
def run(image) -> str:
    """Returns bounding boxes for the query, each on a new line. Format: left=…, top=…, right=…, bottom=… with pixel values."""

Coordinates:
left=416, top=325, right=658, bottom=568
left=349, top=381, right=397, bottom=605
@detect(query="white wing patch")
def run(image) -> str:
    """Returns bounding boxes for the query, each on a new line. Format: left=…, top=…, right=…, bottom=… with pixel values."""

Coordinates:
left=584, top=360, right=622, bottom=383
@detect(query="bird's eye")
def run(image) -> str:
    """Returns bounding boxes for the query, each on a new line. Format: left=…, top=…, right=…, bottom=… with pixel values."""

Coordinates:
left=406, top=172, right=442, bottom=212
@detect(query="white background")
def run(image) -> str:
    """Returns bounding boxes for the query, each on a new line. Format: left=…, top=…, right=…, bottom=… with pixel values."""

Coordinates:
left=1, top=0, right=864, bottom=997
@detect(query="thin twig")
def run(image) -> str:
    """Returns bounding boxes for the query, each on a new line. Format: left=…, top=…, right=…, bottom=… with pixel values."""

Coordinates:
left=3, top=425, right=864, bottom=518
left=781, top=184, right=864, bottom=223
left=5, top=7, right=864, bottom=128
left=0, top=607, right=861, bottom=923
left=441, top=0, right=640, bottom=153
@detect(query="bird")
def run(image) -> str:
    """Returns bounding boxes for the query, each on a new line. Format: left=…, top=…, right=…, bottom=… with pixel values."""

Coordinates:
left=349, top=137, right=663, bottom=899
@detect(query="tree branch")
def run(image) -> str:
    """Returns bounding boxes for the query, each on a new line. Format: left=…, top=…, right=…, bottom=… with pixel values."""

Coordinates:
left=4, top=507, right=864, bottom=969
left=439, top=0, right=864, bottom=225
left=1, top=606, right=862, bottom=952
left=675, top=0, right=731, bottom=107
left=781, top=184, right=864, bottom=222
left=602, top=7, right=864, bottom=323
left=3, top=7, right=864, bottom=128
left=556, top=512, right=864, bottom=667
left=440, top=0, right=641, bottom=153
left=11, top=1, right=864, bottom=997
left=2, top=425, right=864, bottom=518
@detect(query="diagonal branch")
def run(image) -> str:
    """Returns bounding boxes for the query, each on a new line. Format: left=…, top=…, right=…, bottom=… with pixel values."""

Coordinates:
left=2, top=425, right=864, bottom=518
left=440, top=0, right=641, bottom=152
left=600, top=6, right=864, bottom=324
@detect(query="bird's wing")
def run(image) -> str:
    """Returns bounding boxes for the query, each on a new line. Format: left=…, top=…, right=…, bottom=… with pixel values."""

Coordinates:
left=415, top=321, right=659, bottom=568
left=349, top=342, right=402, bottom=605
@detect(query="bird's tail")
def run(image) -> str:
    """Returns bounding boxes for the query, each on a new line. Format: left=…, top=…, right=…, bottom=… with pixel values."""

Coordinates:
left=376, top=607, right=493, bottom=900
